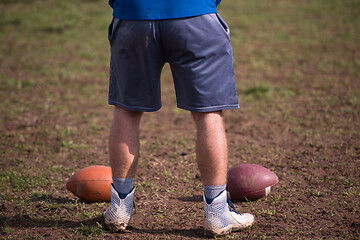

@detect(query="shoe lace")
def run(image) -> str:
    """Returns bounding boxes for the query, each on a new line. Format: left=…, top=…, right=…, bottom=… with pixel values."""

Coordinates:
left=227, top=197, right=242, bottom=215
left=133, top=202, right=136, bottom=214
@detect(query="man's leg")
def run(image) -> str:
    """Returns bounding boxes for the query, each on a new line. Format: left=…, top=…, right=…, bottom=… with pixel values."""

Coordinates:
left=104, top=106, right=142, bottom=232
left=192, top=111, right=255, bottom=236
left=109, top=106, right=142, bottom=179
left=191, top=111, right=228, bottom=186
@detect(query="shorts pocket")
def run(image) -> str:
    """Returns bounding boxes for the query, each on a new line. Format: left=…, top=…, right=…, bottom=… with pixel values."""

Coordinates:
left=108, top=17, right=114, bottom=42
left=215, top=13, right=230, bottom=39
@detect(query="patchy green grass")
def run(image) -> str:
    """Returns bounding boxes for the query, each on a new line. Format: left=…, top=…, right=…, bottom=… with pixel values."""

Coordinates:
left=0, top=170, right=49, bottom=191
left=74, top=223, right=105, bottom=236
left=243, top=84, right=271, bottom=99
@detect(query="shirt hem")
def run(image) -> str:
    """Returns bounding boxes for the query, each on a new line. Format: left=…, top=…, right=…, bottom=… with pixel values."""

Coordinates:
left=112, top=10, right=218, bottom=21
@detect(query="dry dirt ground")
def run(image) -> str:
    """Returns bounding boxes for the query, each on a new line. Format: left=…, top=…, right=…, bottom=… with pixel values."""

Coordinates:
left=1, top=70, right=359, bottom=239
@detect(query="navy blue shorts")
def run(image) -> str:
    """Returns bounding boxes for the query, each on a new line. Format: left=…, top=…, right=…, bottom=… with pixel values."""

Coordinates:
left=108, top=13, right=239, bottom=112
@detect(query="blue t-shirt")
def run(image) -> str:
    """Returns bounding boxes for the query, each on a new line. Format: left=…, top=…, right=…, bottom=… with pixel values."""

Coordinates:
left=108, top=0, right=222, bottom=20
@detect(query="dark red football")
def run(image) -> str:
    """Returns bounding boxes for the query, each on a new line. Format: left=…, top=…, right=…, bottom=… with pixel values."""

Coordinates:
left=66, top=165, right=112, bottom=202
left=226, top=164, right=278, bottom=202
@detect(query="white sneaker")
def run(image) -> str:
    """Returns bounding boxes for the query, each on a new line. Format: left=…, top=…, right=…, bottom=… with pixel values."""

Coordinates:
left=103, top=184, right=135, bottom=232
left=204, top=190, right=255, bottom=236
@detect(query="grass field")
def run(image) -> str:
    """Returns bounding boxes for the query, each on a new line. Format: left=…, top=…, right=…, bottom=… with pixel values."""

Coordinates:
left=1, top=0, right=359, bottom=239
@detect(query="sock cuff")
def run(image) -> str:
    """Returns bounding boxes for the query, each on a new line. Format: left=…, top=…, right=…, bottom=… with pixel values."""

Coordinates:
left=203, top=184, right=226, bottom=191
left=112, top=177, right=134, bottom=183
left=112, top=177, right=134, bottom=197
left=204, top=184, right=226, bottom=204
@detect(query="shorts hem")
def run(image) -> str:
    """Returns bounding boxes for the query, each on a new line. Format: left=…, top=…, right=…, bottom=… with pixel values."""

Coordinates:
left=177, top=104, right=239, bottom=112
left=108, top=100, right=162, bottom=112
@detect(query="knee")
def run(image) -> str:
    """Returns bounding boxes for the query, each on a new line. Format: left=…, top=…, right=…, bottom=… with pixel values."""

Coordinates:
left=191, top=110, right=223, bottom=125
left=114, top=106, right=143, bottom=120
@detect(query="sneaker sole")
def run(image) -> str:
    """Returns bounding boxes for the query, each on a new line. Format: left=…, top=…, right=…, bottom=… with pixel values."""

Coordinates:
left=105, top=223, right=130, bottom=233
left=204, top=226, right=241, bottom=237
left=101, top=214, right=131, bottom=233
left=204, top=220, right=255, bottom=237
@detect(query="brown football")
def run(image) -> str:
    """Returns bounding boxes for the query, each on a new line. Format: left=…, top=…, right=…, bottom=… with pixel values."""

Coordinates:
left=227, top=164, right=279, bottom=202
left=66, top=165, right=112, bottom=202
